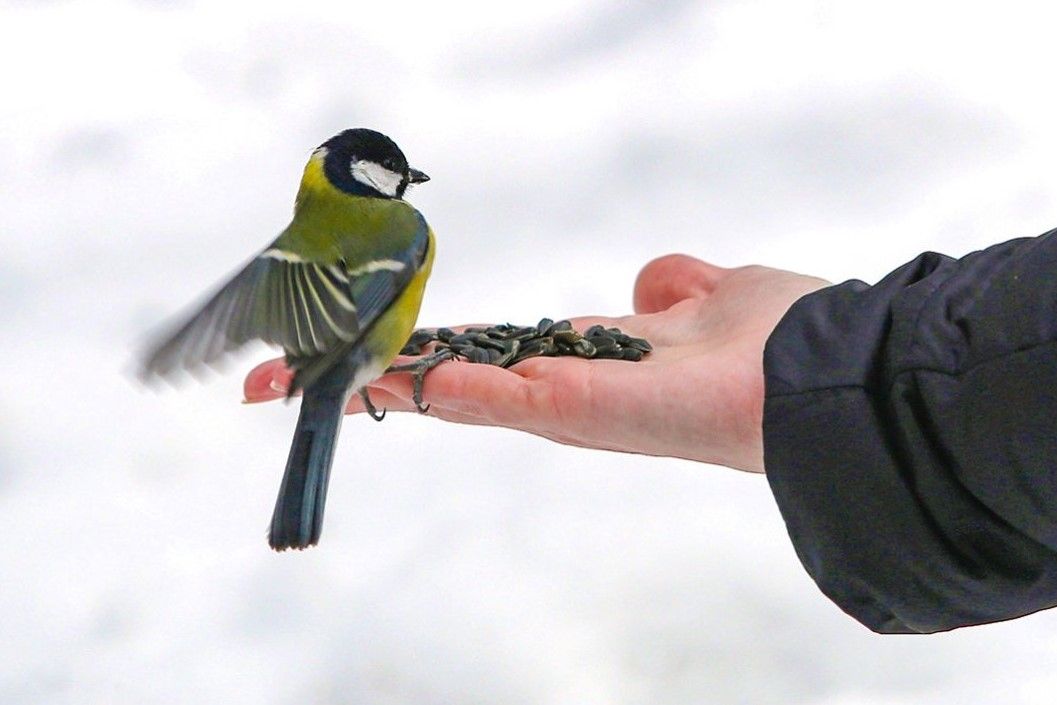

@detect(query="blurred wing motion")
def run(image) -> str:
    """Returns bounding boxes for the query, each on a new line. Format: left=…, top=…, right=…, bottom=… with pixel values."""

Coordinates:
left=141, top=225, right=430, bottom=387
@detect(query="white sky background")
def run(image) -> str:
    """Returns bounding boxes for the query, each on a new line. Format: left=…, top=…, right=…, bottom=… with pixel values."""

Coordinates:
left=3, top=0, right=1057, bottom=702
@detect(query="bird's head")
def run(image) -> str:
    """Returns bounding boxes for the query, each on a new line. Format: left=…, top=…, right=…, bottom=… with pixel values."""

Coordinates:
left=317, top=128, right=429, bottom=199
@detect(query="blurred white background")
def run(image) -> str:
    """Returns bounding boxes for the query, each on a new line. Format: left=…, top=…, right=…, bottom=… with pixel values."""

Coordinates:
left=3, top=1, right=1057, bottom=703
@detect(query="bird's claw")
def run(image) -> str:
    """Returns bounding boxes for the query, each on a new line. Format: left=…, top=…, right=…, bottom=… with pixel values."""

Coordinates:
left=359, top=388, right=387, bottom=422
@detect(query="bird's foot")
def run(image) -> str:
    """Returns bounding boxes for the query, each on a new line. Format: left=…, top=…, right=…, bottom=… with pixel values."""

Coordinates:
left=387, top=348, right=457, bottom=413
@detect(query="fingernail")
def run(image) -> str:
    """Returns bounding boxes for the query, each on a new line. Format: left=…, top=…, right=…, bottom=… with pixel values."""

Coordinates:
left=243, top=378, right=284, bottom=404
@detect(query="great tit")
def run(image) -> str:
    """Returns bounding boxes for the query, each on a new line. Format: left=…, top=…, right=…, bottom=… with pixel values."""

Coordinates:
left=143, top=128, right=435, bottom=550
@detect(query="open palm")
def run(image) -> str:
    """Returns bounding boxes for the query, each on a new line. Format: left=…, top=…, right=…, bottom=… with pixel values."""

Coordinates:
left=244, top=255, right=829, bottom=473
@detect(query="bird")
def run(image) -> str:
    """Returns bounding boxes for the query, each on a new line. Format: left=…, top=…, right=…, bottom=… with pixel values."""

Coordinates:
left=142, top=128, right=435, bottom=550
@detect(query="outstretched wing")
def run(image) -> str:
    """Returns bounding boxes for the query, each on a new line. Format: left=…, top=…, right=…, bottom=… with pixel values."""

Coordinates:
left=141, top=216, right=430, bottom=380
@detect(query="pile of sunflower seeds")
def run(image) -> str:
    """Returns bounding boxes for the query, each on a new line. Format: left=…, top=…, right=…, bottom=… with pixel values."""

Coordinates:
left=400, top=318, right=652, bottom=369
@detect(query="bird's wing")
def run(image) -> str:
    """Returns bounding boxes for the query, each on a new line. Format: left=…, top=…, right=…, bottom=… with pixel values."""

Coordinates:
left=141, top=212, right=430, bottom=380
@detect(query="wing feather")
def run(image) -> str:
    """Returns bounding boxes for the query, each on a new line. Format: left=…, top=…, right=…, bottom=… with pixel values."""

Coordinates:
left=141, top=215, right=430, bottom=381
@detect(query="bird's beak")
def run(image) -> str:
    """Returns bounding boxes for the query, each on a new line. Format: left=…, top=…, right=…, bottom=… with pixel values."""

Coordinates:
left=408, top=168, right=430, bottom=184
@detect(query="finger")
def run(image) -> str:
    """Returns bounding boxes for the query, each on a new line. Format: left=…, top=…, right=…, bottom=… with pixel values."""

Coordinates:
left=633, top=254, right=729, bottom=314
left=243, top=358, right=294, bottom=403
left=370, top=369, right=577, bottom=444
left=372, top=359, right=544, bottom=428
left=409, top=387, right=599, bottom=451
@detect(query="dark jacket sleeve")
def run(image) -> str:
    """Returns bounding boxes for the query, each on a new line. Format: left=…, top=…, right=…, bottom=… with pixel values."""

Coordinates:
left=763, top=226, right=1057, bottom=633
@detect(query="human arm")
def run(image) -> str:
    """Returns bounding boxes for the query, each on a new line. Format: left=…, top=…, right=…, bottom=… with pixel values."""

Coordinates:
left=765, top=226, right=1057, bottom=633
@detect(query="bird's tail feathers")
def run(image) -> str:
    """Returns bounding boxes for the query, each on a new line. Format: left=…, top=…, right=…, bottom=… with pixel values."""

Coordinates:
left=269, top=388, right=346, bottom=550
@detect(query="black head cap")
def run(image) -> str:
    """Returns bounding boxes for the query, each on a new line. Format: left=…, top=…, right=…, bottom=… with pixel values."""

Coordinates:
left=319, top=128, right=427, bottom=198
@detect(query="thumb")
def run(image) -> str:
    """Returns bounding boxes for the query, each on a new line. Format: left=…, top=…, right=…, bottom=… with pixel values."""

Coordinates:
left=633, top=254, right=728, bottom=314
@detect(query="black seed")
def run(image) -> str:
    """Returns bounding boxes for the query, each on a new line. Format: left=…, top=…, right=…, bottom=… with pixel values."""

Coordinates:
left=519, top=339, right=546, bottom=355
left=511, top=338, right=558, bottom=365
left=473, top=333, right=508, bottom=351
left=587, top=335, right=618, bottom=352
left=449, top=342, right=475, bottom=355
left=495, top=323, right=519, bottom=336
left=536, top=318, right=554, bottom=335
left=495, top=340, right=521, bottom=367
left=437, top=327, right=455, bottom=343
left=624, top=337, right=653, bottom=353
left=573, top=339, right=597, bottom=357
left=546, top=320, right=573, bottom=336
left=408, top=329, right=436, bottom=346
left=552, top=329, right=582, bottom=345
left=584, top=324, right=606, bottom=338
left=621, top=347, right=644, bottom=361
left=449, top=332, right=476, bottom=346
left=538, top=339, right=559, bottom=356
left=400, top=328, right=437, bottom=355
left=509, top=326, right=539, bottom=341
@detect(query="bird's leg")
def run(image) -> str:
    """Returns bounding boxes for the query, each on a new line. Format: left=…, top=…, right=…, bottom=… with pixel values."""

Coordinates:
left=386, top=348, right=458, bottom=413
left=358, top=388, right=386, bottom=422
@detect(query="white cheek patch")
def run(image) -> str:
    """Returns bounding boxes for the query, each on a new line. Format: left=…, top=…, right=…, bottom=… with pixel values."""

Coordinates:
left=350, top=159, right=404, bottom=197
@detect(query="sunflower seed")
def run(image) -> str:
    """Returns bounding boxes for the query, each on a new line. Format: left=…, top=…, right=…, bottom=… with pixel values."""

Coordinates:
left=402, top=319, right=651, bottom=371
left=587, top=335, right=618, bottom=353
left=546, top=320, right=573, bottom=336
left=624, top=336, right=653, bottom=353
left=552, top=329, right=582, bottom=345
left=572, top=339, right=597, bottom=358
left=621, top=347, right=644, bottom=361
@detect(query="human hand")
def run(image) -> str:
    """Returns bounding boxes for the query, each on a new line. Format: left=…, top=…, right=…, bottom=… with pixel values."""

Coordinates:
left=244, top=255, right=830, bottom=473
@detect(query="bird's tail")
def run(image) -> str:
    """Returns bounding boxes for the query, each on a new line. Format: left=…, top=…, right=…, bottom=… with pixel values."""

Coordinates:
left=269, top=386, right=346, bottom=550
